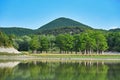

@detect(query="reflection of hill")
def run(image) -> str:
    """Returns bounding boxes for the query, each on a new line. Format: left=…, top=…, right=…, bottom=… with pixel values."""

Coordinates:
left=8, top=61, right=109, bottom=80
left=0, top=62, right=20, bottom=68
left=0, top=61, right=120, bottom=80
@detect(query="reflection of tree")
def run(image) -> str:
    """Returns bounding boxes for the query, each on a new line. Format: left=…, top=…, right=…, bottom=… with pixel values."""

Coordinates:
left=1, top=61, right=120, bottom=80
left=54, top=62, right=108, bottom=80
left=107, top=63, right=120, bottom=80
left=0, top=68, right=13, bottom=80
left=0, top=62, right=19, bottom=80
left=9, top=62, right=59, bottom=80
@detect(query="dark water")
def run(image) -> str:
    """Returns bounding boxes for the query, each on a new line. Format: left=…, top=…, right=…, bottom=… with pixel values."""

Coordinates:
left=0, top=61, right=120, bottom=80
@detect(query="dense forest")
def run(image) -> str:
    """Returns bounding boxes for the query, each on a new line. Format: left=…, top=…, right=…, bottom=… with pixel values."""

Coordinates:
left=1, top=29, right=120, bottom=54
left=0, top=31, right=12, bottom=47
left=0, top=27, right=35, bottom=36
left=0, top=17, right=120, bottom=54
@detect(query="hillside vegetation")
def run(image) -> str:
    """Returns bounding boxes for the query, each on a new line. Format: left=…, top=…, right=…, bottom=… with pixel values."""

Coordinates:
left=0, top=17, right=120, bottom=53
left=0, top=31, right=12, bottom=47
left=37, top=17, right=93, bottom=35
left=0, top=27, right=34, bottom=36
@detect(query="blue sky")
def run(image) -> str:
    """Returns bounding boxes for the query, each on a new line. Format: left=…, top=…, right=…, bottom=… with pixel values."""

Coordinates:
left=0, top=0, right=120, bottom=30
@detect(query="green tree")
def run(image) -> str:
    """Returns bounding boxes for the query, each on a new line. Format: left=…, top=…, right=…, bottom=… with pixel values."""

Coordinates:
left=47, top=35, right=56, bottom=52
left=64, top=34, right=74, bottom=53
left=93, top=31, right=108, bottom=54
left=19, top=35, right=31, bottom=51
left=73, top=34, right=82, bottom=54
left=0, top=31, right=12, bottom=47
left=12, top=35, right=31, bottom=51
left=39, top=35, right=49, bottom=53
left=56, top=34, right=74, bottom=53
left=56, top=34, right=65, bottom=53
left=29, top=35, right=40, bottom=53
left=107, top=32, right=120, bottom=52
left=80, top=32, right=95, bottom=54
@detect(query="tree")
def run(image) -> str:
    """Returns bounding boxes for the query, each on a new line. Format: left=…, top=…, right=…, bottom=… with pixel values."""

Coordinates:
left=80, top=32, right=95, bottom=54
left=0, top=31, right=12, bottom=47
left=93, top=31, right=108, bottom=54
left=56, top=34, right=65, bottom=53
left=19, top=35, right=31, bottom=51
left=107, top=32, right=120, bottom=52
left=12, top=35, right=31, bottom=51
left=64, top=34, right=74, bottom=53
left=39, top=35, right=49, bottom=53
left=47, top=35, right=56, bottom=52
left=56, top=34, right=74, bottom=53
left=73, top=34, right=82, bottom=54
left=29, top=35, right=40, bottom=53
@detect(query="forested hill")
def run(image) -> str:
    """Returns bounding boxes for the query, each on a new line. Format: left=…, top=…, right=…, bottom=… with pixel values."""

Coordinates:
left=109, top=28, right=120, bottom=32
left=1, top=17, right=119, bottom=36
left=0, top=17, right=94, bottom=35
left=37, top=17, right=93, bottom=35
left=0, top=27, right=34, bottom=36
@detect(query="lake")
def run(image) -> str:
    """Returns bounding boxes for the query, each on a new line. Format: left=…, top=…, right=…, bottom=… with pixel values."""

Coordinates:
left=0, top=60, right=120, bottom=80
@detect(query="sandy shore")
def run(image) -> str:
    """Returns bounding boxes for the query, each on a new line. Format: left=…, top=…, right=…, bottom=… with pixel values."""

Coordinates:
left=0, top=47, right=20, bottom=53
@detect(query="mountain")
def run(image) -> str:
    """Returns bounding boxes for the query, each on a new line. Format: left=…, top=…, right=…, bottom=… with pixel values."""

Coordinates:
left=109, top=28, right=120, bottom=32
left=0, top=17, right=97, bottom=35
left=0, top=27, right=34, bottom=36
left=37, top=17, right=93, bottom=35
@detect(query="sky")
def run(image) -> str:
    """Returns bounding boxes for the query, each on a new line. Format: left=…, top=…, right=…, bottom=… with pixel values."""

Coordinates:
left=0, top=0, right=120, bottom=30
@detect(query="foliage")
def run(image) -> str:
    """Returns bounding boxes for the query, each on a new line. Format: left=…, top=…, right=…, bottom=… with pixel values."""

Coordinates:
left=13, top=35, right=31, bottom=51
left=56, top=34, right=74, bottom=53
left=0, top=27, right=34, bottom=36
left=92, top=31, right=108, bottom=53
left=39, top=35, right=49, bottom=53
left=29, top=35, right=40, bottom=52
left=107, top=32, right=120, bottom=52
left=0, top=31, right=12, bottom=47
left=37, top=17, right=93, bottom=35
left=1, top=17, right=120, bottom=53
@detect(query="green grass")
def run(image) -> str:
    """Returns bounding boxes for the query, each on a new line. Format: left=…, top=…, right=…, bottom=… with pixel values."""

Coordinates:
left=0, top=52, right=120, bottom=61
left=30, top=53, right=120, bottom=59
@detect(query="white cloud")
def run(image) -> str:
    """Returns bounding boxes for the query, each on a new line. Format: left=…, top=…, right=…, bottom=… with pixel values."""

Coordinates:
left=108, top=26, right=119, bottom=30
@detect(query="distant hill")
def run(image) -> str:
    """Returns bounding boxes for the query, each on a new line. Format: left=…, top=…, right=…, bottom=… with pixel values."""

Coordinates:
left=37, top=17, right=93, bottom=35
left=109, top=28, right=120, bottom=32
left=0, top=17, right=110, bottom=36
left=0, top=27, right=34, bottom=36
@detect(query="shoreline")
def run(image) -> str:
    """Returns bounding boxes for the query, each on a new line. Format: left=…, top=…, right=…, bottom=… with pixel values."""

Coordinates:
left=0, top=54, right=120, bottom=61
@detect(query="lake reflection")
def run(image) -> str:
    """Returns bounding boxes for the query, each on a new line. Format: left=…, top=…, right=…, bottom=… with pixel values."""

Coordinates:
left=0, top=61, right=120, bottom=80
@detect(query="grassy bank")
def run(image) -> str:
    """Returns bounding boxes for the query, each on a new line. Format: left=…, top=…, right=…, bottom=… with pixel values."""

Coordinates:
left=31, top=53, right=120, bottom=59
left=0, top=52, right=120, bottom=61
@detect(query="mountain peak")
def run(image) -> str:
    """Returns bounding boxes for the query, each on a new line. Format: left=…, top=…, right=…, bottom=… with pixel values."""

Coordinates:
left=39, top=17, right=92, bottom=30
left=37, top=17, right=93, bottom=35
left=55, top=17, right=72, bottom=20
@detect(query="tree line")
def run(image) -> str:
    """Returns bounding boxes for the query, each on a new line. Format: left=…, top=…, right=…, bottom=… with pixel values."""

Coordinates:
left=1, top=30, right=120, bottom=54
left=11, top=31, right=108, bottom=54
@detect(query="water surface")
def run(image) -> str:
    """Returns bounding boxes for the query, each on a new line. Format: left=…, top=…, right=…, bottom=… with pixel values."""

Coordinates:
left=0, top=61, right=120, bottom=80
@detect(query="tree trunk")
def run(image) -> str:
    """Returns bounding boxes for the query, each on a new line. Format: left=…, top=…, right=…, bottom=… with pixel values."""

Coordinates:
left=60, top=48, right=62, bottom=54
left=33, top=50, right=37, bottom=54
left=75, top=51, right=77, bottom=54
left=70, top=50, right=73, bottom=54
left=84, top=50, right=86, bottom=54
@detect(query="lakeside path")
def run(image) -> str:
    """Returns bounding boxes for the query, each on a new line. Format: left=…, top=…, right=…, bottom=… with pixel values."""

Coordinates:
left=0, top=53, right=120, bottom=61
